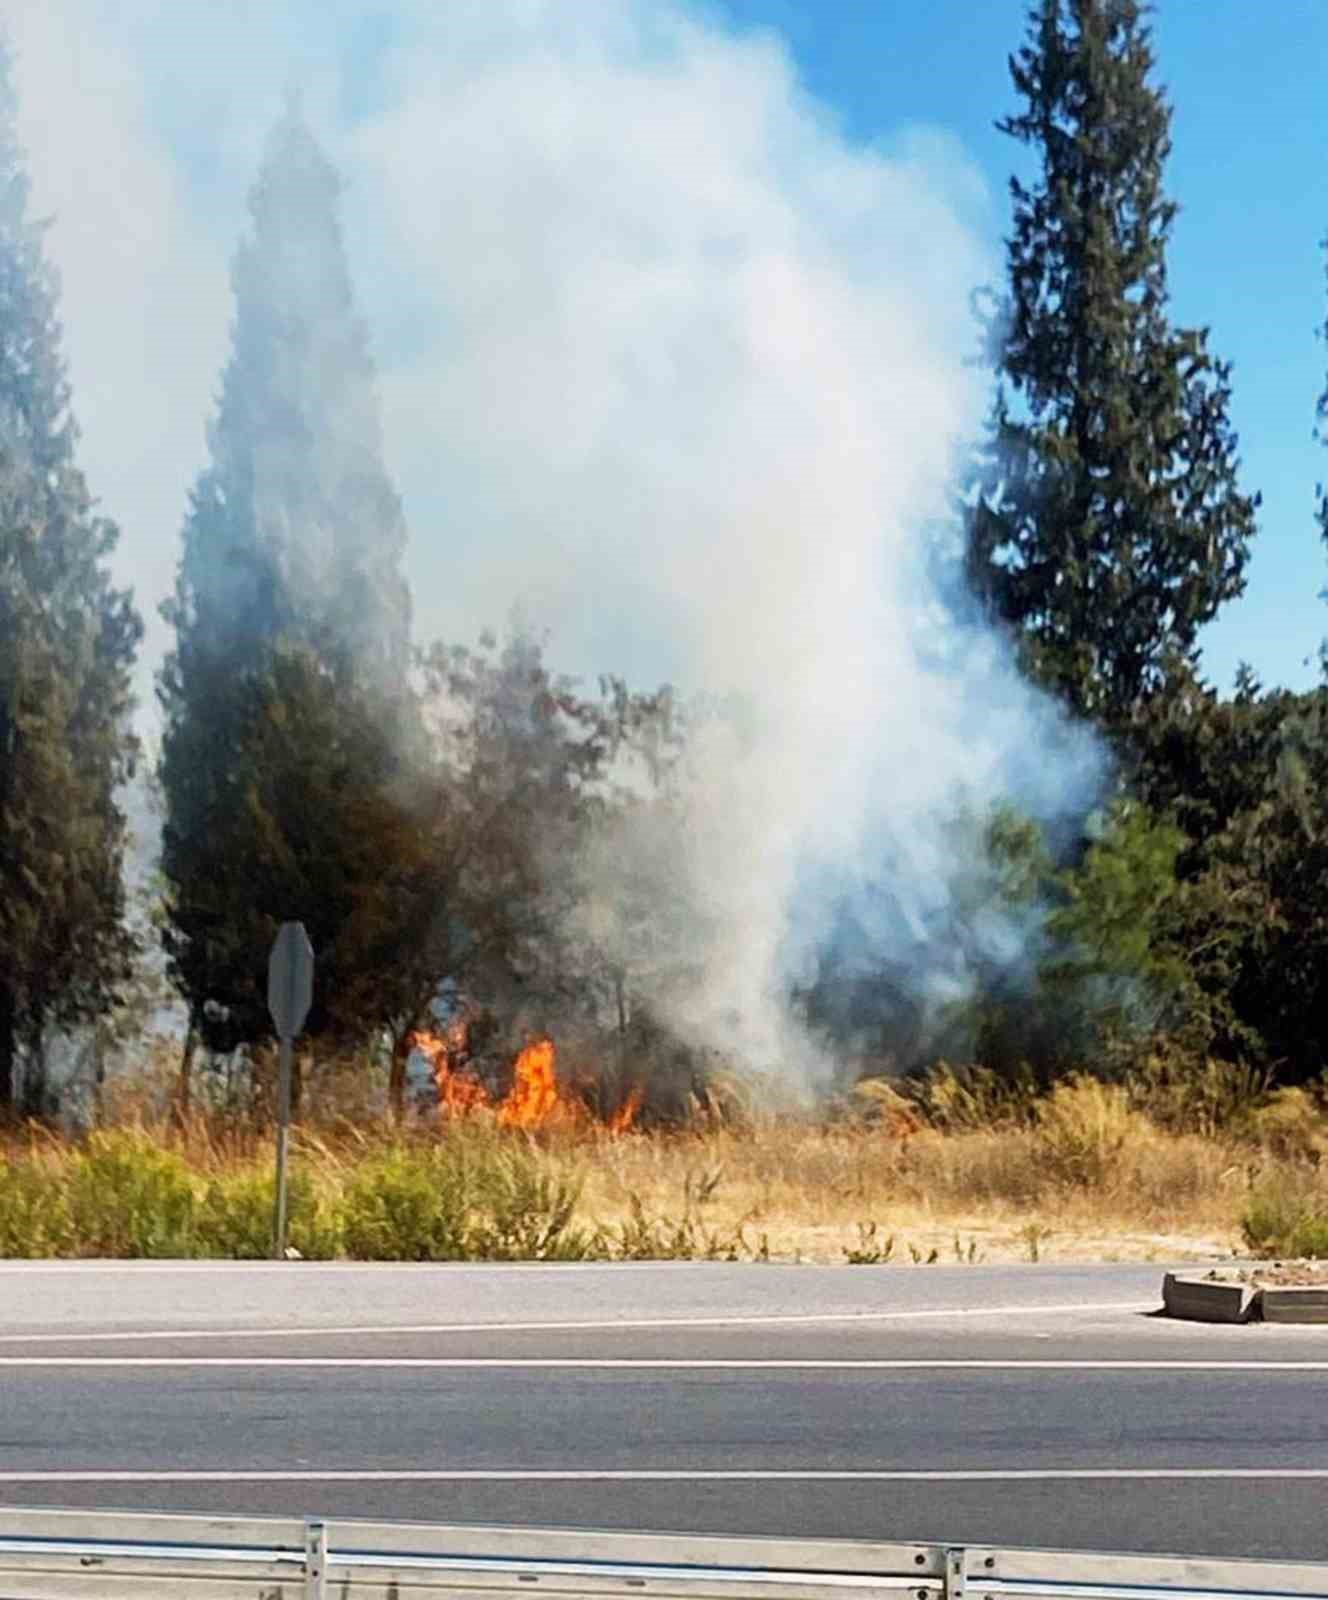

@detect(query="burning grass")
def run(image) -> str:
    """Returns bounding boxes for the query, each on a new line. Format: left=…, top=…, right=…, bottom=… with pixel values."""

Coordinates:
left=3, top=1060, right=1325, bottom=1262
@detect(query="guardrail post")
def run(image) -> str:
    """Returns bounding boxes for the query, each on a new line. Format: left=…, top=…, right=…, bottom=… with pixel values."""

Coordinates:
left=944, top=1547, right=966, bottom=1600
left=304, top=1518, right=327, bottom=1600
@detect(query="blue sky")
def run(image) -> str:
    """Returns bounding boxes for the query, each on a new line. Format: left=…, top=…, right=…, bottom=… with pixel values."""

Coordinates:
left=713, top=0, right=1328, bottom=694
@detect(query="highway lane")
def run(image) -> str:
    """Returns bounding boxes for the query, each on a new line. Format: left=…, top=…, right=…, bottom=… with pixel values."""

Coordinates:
left=0, top=1262, right=1325, bottom=1562
left=0, top=1260, right=1175, bottom=1338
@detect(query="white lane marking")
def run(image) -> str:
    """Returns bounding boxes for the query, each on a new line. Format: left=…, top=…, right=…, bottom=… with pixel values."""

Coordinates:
left=0, top=1262, right=716, bottom=1273
left=0, top=1357, right=1322, bottom=1370
left=0, top=1301, right=1157, bottom=1343
left=1, top=1469, right=1325, bottom=1483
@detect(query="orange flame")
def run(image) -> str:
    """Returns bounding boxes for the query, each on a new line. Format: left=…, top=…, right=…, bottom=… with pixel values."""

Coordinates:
left=606, top=1083, right=644, bottom=1135
left=409, top=1028, right=640, bottom=1135
left=498, top=1038, right=560, bottom=1128
left=411, top=1026, right=490, bottom=1116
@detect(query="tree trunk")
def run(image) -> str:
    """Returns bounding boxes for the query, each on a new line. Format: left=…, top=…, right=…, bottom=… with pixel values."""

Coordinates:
left=389, top=1028, right=412, bottom=1121
left=613, top=969, right=628, bottom=1113
left=18, top=1031, right=48, bottom=1121
left=0, top=984, right=14, bottom=1117
left=92, top=1021, right=107, bottom=1125
left=174, top=1019, right=197, bottom=1124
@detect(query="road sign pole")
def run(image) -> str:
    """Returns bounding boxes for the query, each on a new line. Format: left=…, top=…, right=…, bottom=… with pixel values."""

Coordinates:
left=273, top=1034, right=293, bottom=1260
left=267, top=921, right=314, bottom=1262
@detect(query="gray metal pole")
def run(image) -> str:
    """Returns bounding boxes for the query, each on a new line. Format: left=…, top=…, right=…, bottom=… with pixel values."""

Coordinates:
left=273, top=1034, right=293, bottom=1259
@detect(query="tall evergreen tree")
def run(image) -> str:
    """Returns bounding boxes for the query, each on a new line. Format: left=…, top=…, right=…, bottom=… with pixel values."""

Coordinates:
left=1317, top=234, right=1328, bottom=564
left=158, top=97, right=418, bottom=1060
left=167, top=92, right=409, bottom=685
left=0, top=36, right=142, bottom=1111
left=965, top=0, right=1258, bottom=736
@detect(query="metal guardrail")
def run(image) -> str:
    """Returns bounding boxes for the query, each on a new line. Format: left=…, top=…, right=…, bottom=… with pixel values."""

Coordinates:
left=2, top=1509, right=1328, bottom=1600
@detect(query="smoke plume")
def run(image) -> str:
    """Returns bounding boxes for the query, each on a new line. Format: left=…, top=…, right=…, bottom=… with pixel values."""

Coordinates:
left=5, top=0, right=1102, bottom=1092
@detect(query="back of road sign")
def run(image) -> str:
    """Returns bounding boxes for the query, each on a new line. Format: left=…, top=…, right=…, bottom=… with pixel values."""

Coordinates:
left=267, top=921, right=314, bottom=1039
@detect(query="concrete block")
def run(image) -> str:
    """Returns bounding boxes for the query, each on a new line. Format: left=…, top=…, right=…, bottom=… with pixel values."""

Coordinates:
left=1260, top=1286, right=1328, bottom=1323
left=1161, top=1272, right=1257, bottom=1323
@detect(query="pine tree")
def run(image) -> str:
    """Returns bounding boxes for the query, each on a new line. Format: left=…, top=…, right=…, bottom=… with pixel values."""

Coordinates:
left=158, top=96, right=418, bottom=1060
left=966, top=0, right=1258, bottom=736
left=0, top=35, right=142, bottom=1111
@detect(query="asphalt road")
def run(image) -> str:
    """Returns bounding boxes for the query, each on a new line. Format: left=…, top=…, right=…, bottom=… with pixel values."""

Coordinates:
left=0, top=1262, right=1325, bottom=1564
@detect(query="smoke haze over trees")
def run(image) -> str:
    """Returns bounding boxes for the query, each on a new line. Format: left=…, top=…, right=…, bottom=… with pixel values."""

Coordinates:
left=0, top=38, right=142, bottom=1115
left=156, top=100, right=425, bottom=1089
left=2, top=0, right=1328, bottom=1127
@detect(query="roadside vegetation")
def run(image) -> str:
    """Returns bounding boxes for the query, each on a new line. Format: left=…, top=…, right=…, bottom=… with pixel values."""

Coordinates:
left=4, top=1060, right=1328, bottom=1263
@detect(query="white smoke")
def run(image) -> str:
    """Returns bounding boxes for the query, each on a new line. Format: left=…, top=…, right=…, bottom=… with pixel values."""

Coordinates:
left=5, top=0, right=1102, bottom=1092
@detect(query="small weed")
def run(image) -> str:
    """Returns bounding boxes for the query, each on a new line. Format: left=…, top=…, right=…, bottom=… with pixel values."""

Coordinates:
left=844, top=1221, right=895, bottom=1265
left=1020, top=1221, right=1053, bottom=1262
left=682, top=1166, right=724, bottom=1213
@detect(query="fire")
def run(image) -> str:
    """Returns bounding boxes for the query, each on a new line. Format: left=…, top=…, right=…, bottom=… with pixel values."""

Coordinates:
left=411, top=1026, right=491, bottom=1115
left=605, top=1083, right=644, bottom=1135
left=497, top=1039, right=560, bottom=1128
left=408, top=1028, right=641, bottom=1135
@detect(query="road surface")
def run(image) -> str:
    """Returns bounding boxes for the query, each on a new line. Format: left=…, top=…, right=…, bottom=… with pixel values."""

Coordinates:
left=0, top=1261, right=1324, bottom=1562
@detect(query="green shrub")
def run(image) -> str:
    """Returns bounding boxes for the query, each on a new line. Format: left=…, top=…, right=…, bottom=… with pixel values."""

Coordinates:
left=1131, top=1051, right=1270, bottom=1138
left=1241, top=1172, right=1328, bottom=1258
left=469, top=1153, right=591, bottom=1261
left=340, top=1146, right=471, bottom=1260
left=66, top=1131, right=196, bottom=1256
left=0, top=1157, right=71, bottom=1256
left=340, top=1138, right=594, bottom=1261
left=196, top=1167, right=340, bottom=1259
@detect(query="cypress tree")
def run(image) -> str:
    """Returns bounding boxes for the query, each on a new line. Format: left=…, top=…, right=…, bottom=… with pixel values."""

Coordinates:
left=1317, top=234, right=1328, bottom=563
left=165, top=92, right=409, bottom=685
left=158, top=96, right=418, bottom=1058
left=966, top=0, right=1258, bottom=737
left=0, top=36, right=142, bottom=1111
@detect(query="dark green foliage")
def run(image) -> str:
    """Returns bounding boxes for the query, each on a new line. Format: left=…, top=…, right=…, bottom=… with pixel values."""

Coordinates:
left=0, top=38, right=142, bottom=1111
left=1129, top=670, right=1328, bottom=1077
left=158, top=98, right=424, bottom=1060
left=1318, top=234, right=1328, bottom=572
left=963, top=799, right=1193, bottom=1076
left=966, top=0, right=1258, bottom=734
left=160, top=644, right=434, bottom=1053
left=411, top=627, right=680, bottom=1058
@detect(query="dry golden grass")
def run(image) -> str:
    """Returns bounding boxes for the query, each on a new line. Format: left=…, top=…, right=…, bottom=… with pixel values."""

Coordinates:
left=3, top=1068, right=1315, bottom=1262
left=563, top=1114, right=1244, bottom=1264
